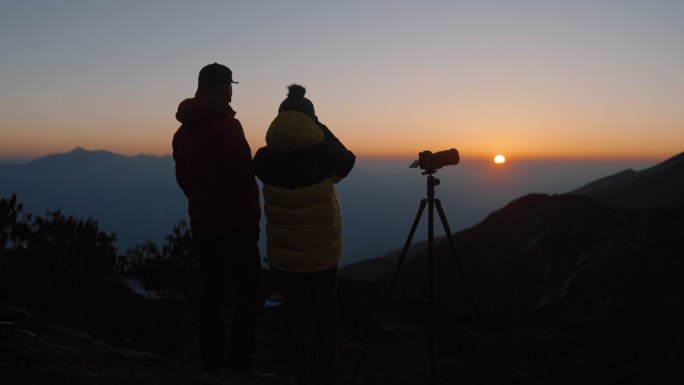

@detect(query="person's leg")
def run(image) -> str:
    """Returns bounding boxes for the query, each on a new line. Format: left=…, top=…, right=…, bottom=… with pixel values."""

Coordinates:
left=277, top=269, right=310, bottom=382
left=225, top=226, right=265, bottom=370
left=309, top=265, right=338, bottom=381
left=195, top=238, right=229, bottom=371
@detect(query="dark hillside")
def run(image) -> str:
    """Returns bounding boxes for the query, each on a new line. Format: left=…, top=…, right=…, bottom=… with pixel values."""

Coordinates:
left=362, top=193, right=684, bottom=384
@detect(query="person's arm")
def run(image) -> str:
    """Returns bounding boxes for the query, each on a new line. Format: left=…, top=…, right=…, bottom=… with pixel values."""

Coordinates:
left=316, top=120, right=345, bottom=148
left=316, top=121, right=355, bottom=181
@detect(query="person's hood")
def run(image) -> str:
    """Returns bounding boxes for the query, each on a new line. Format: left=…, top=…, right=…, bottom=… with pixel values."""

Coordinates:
left=175, top=95, right=235, bottom=125
left=265, top=111, right=323, bottom=153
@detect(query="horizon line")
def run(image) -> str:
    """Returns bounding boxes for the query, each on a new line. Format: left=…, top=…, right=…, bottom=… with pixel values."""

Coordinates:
left=0, top=146, right=675, bottom=164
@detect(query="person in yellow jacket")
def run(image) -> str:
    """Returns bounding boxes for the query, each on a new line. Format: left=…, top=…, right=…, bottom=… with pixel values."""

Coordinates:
left=253, top=84, right=355, bottom=385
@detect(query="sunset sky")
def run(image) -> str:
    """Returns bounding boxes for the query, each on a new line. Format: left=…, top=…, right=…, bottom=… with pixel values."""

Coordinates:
left=1, top=1, right=682, bottom=161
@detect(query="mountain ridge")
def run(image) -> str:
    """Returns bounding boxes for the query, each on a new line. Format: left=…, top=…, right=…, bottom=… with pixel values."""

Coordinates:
left=571, top=150, right=684, bottom=210
left=0, top=148, right=187, bottom=251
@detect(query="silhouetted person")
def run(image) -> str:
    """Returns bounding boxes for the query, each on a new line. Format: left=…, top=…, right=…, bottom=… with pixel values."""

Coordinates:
left=172, top=63, right=275, bottom=385
left=253, top=84, right=355, bottom=385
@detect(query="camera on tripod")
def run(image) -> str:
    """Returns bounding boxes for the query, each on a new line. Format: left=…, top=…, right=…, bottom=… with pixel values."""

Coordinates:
left=352, top=146, right=505, bottom=385
left=409, top=148, right=460, bottom=172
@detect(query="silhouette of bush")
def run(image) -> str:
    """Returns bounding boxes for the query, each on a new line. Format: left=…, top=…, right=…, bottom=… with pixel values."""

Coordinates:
left=0, top=194, right=30, bottom=267
left=1, top=194, right=119, bottom=304
left=0, top=190, right=199, bottom=303
left=1, top=193, right=119, bottom=310
left=122, top=220, right=200, bottom=300
left=0, top=194, right=194, bottom=353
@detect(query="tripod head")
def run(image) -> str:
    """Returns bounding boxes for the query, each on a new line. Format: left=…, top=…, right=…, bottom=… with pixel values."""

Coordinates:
left=421, top=168, right=440, bottom=177
left=425, top=173, right=440, bottom=199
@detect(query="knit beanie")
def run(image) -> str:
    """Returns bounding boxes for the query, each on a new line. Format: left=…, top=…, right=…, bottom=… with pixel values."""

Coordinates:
left=278, top=84, right=316, bottom=120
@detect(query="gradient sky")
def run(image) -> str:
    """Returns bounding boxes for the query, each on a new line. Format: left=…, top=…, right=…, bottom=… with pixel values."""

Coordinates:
left=1, top=0, right=682, bottom=161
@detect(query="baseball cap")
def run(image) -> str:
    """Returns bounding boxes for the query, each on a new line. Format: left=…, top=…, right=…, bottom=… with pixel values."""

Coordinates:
left=198, top=63, right=238, bottom=86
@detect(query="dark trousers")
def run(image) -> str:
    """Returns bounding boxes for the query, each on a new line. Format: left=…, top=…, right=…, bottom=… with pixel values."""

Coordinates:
left=194, top=227, right=265, bottom=371
left=276, top=265, right=338, bottom=380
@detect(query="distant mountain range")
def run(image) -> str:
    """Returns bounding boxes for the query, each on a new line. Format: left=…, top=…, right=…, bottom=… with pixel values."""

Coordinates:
left=342, top=150, right=684, bottom=279
left=1, top=148, right=680, bottom=264
left=0, top=148, right=187, bottom=252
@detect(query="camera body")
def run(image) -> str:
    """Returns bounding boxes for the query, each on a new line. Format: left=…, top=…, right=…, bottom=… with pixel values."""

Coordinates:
left=410, top=148, right=460, bottom=172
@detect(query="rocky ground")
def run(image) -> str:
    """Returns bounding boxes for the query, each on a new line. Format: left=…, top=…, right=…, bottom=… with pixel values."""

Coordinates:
left=3, top=286, right=667, bottom=385
left=2, top=300, right=495, bottom=385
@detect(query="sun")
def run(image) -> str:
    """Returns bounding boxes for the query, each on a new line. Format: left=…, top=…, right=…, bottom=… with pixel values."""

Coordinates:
left=494, top=154, right=506, bottom=164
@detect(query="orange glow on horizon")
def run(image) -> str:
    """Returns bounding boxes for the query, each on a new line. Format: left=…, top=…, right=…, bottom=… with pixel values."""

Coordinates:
left=0, top=133, right=677, bottom=165
left=0, top=142, right=673, bottom=165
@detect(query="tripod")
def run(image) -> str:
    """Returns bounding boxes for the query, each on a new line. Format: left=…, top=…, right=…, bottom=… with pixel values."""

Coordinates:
left=349, top=170, right=506, bottom=385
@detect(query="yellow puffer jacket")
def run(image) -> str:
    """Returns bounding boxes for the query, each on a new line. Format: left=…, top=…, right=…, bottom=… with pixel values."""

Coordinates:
left=263, top=180, right=342, bottom=272
left=254, top=111, right=354, bottom=272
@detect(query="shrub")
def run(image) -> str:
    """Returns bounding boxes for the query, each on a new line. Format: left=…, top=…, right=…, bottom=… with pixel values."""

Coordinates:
left=121, top=221, right=199, bottom=300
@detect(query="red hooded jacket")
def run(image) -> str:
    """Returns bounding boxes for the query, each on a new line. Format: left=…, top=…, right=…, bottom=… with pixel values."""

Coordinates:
left=172, top=95, right=260, bottom=239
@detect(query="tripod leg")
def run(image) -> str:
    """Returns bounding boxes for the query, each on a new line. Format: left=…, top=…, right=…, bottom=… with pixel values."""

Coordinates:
left=427, top=197, right=436, bottom=385
left=434, top=199, right=508, bottom=384
left=349, top=198, right=427, bottom=385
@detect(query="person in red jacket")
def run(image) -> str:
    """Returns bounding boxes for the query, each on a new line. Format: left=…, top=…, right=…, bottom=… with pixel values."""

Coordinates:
left=172, top=63, right=274, bottom=384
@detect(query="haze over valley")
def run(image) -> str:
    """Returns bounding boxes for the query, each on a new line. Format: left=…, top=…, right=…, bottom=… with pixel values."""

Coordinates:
left=0, top=148, right=661, bottom=264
